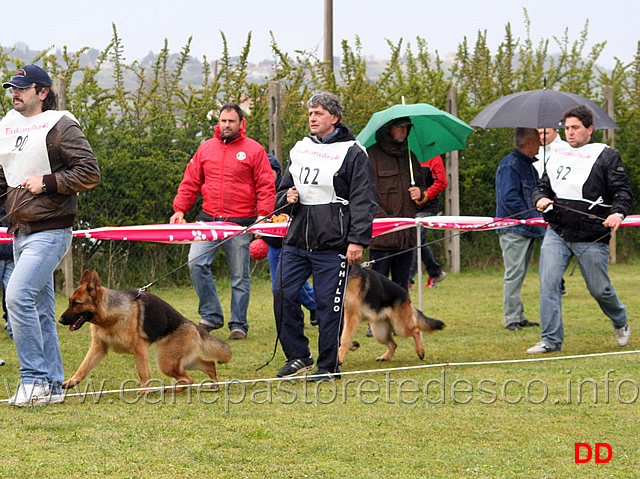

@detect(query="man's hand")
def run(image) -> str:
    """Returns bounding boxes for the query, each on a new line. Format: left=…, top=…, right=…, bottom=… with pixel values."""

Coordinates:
left=170, top=212, right=186, bottom=224
left=346, top=244, right=364, bottom=265
left=536, top=197, right=553, bottom=212
left=286, top=187, right=299, bottom=204
left=603, top=213, right=624, bottom=232
left=21, top=176, right=44, bottom=195
left=408, top=186, right=421, bottom=202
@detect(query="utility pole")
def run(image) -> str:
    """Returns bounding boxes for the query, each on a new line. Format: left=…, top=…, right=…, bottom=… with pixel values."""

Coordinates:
left=324, top=0, right=333, bottom=73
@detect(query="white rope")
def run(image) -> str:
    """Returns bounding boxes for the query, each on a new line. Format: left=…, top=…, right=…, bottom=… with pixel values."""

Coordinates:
left=3, top=348, right=638, bottom=402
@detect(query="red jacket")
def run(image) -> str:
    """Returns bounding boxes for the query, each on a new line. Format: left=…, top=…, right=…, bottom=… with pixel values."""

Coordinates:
left=173, top=120, right=275, bottom=220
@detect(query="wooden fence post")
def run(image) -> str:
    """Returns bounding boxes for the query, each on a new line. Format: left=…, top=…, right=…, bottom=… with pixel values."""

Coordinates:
left=444, top=85, right=461, bottom=273
left=53, top=76, right=74, bottom=296
left=603, top=86, right=617, bottom=264
left=268, top=81, right=282, bottom=163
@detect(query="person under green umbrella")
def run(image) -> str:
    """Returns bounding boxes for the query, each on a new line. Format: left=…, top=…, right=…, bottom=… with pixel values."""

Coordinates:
left=367, top=117, right=427, bottom=290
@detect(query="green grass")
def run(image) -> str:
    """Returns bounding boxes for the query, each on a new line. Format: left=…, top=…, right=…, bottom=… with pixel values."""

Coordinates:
left=1, top=264, right=639, bottom=478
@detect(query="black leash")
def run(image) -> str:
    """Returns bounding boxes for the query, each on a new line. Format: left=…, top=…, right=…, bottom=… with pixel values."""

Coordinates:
left=255, top=242, right=286, bottom=372
left=363, top=206, right=540, bottom=267
left=547, top=203, right=613, bottom=277
left=0, top=188, right=36, bottom=225
left=135, top=203, right=291, bottom=297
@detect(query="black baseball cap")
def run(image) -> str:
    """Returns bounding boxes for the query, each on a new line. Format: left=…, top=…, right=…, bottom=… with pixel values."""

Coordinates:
left=2, top=64, right=52, bottom=89
left=390, top=117, right=412, bottom=127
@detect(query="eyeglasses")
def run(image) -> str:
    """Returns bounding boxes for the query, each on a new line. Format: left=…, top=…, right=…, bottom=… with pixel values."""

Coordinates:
left=8, top=85, right=35, bottom=94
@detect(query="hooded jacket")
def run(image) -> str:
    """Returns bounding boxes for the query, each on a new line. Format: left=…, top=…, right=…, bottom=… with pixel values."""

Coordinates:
left=173, top=120, right=275, bottom=224
left=276, top=123, right=377, bottom=253
left=368, top=127, right=426, bottom=250
left=0, top=114, right=101, bottom=234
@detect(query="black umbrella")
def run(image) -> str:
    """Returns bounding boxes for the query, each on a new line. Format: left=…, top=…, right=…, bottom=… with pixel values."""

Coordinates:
left=470, top=88, right=618, bottom=130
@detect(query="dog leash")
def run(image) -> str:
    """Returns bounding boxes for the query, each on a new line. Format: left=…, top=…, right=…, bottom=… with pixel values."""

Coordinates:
left=362, top=206, right=540, bottom=267
left=135, top=203, right=292, bottom=297
left=544, top=203, right=614, bottom=277
left=0, top=188, right=37, bottom=225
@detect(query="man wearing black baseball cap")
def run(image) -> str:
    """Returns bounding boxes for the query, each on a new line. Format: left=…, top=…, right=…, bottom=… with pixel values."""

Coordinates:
left=3, top=64, right=52, bottom=88
left=367, top=116, right=427, bottom=290
left=1, top=64, right=101, bottom=406
left=3, top=64, right=55, bottom=116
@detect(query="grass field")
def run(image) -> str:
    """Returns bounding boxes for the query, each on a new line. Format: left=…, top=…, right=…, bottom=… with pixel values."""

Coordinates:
left=0, top=262, right=638, bottom=478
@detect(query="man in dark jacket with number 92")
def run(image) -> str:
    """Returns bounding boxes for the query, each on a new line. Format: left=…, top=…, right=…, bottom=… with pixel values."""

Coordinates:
left=528, top=105, right=633, bottom=354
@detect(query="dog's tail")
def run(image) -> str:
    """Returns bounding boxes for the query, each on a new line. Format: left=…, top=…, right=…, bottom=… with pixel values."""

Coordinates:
left=416, top=308, right=445, bottom=332
left=200, top=334, right=232, bottom=364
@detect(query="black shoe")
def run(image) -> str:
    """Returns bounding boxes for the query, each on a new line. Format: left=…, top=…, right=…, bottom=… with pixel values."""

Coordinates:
left=366, top=326, right=373, bottom=337
left=200, top=322, right=223, bottom=333
left=519, top=320, right=540, bottom=328
left=306, top=368, right=341, bottom=382
left=277, top=357, right=314, bottom=378
left=309, top=310, right=318, bottom=326
left=505, top=322, right=522, bottom=331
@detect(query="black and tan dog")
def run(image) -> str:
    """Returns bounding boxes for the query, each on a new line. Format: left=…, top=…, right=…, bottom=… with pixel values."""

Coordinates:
left=59, top=270, right=231, bottom=392
left=338, top=265, right=445, bottom=364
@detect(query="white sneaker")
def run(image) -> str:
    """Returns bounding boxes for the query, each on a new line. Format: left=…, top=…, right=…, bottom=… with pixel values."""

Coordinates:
left=33, top=393, right=65, bottom=407
left=526, top=341, right=558, bottom=354
left=615, top=324, right=631, bottom=347
left=8, top=383, right=50, bottom=407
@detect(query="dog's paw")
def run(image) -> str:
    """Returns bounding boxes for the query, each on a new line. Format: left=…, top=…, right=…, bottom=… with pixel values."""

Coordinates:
left=375, top=356, right=389, bottom=362
left=349, top=341, right=360, bottom=351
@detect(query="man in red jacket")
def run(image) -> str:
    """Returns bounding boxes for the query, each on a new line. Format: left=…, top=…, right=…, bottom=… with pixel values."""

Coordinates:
left=170, top=103, right=275, bottom=340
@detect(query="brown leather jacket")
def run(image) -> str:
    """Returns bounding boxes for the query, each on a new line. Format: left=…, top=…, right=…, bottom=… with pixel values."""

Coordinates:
left=368, top=129, right=426, bottom=251
left=0, top=115, right=101, bottom=234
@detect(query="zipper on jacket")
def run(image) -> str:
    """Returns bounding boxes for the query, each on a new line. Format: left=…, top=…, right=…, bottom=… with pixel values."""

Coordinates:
left=218, top=144, right=227, bottom=215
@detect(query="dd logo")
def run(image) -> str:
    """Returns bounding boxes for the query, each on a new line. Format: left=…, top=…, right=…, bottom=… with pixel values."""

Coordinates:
left=574, top=443, right=612, bottom=464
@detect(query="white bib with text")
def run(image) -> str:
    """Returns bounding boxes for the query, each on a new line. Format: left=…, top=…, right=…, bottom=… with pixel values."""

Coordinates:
left=0, top=110, right=77, bottom=187
left=545, top=142, right=608, bottom=208
left=289, top=137, right=362, bottom=205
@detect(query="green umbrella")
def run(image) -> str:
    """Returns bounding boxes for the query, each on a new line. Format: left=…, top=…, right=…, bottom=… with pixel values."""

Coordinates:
left=356, top=103, right=474, bottom=165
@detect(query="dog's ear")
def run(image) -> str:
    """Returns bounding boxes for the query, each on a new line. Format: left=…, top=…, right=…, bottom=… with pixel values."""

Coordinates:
left=80, top=270, right=92, bottom=284
left=86, top=270, right=101, bottom=296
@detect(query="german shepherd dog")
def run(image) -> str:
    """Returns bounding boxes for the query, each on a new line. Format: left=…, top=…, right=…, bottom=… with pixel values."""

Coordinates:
left=338, top=265, right=445, bottom=364
left=59, top=270, right=232, bottom=392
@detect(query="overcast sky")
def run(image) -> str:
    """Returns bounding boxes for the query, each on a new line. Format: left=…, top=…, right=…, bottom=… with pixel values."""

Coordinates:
left=1, top=0, right=637, bottom=69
